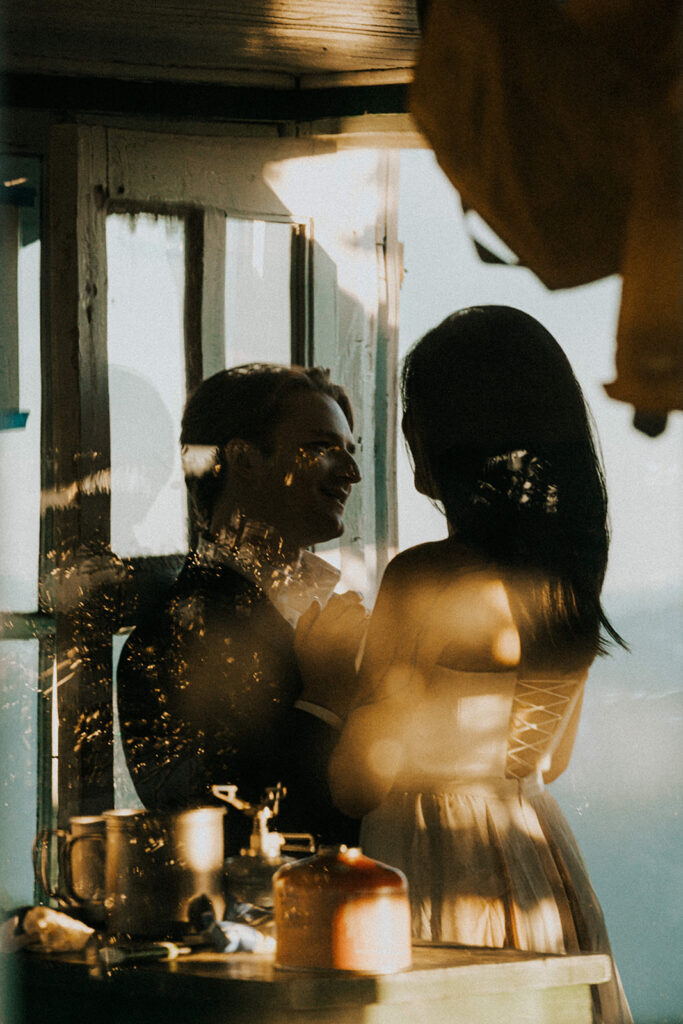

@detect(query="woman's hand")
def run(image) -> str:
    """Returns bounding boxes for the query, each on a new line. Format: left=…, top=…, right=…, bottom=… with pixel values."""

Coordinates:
left=294, top=591, right=370, bottom=721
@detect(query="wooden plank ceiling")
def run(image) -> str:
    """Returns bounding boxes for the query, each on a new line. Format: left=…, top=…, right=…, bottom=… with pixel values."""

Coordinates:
left=3, top=0, right=421, bottom=87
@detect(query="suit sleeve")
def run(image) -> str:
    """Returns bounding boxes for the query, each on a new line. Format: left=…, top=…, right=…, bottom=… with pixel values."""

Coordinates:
left=117, top=627, right=209, bottom=810
left=275, top=705, right=360, bottom=848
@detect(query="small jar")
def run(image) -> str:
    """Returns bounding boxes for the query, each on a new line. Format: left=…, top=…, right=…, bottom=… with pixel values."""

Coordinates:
left=273, top=845, right=411, bottom=974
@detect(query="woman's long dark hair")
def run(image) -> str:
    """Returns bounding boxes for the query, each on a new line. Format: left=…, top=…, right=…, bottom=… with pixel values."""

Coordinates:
left=401, top=306, right=626, bottom=673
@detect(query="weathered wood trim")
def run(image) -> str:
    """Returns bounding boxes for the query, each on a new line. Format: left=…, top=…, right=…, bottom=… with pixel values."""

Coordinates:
left=48, top=124, right=114, bottom=822
left=299, top=68, right=414, bottom=89
left=4, top=0, right=419, bottom=81
left=290, top=222, right=312, bottom=367
left=0, top=612, right=56, bottom=640
left=106, top=131, right=314, bottom=213
left=5, top=60, right=298, bottom=91
left=1, top=74, right=411, bottom=124
left=299, top=113, right=426, bottom=146
left=75, top=128, right=110, bottom=542
left=373, top=150, right=401, bottom=575
left=184, top=208, right=206, bottom=397
left=0, top=205, right=20, bottom=414
left=38, top=139, right=58, bottom=858
left=185, top=206, right=227, bottom=550
left=198, top=208, right=227, bottom=382
left=17, top=944, right=611, bottom=1024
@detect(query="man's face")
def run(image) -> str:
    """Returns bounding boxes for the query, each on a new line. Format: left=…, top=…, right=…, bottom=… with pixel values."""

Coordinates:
left=253, top=390, right=360, bottom=549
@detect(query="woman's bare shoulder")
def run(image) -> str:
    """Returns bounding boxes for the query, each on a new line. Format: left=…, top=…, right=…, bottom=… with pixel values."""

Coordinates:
left=384, top=539, right=495, bottom=587
left=382, top=541, right=520, bottom=669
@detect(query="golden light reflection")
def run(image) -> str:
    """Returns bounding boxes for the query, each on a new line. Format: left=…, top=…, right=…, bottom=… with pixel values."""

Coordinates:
left=40, top=468, right=111, bottom=513
left=367, top=737, right=403, bottom=781
left=493, top=626, right=521, bottom=666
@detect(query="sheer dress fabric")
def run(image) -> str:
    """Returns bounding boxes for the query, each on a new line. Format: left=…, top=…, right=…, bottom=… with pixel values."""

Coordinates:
left=359, top=666, right=632, bottom=1024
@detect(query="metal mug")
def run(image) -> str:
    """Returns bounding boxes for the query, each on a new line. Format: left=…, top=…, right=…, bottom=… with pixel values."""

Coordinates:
left=102, top=806, right=226, bottom=939
left=32, top=816, right=106, bottom=926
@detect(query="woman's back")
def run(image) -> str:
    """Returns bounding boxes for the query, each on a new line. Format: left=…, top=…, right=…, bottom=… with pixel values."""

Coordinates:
left=391, top=664, right=585, bottom=789
left=356, top=545, right=611, bottom=981
left=364, top=539, right=587, bottom=791
left=327, top=306, right=632, bottom=1019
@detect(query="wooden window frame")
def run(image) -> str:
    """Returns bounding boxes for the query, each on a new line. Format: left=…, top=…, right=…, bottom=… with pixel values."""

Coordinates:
left=39, top=123, right=400, bottom=837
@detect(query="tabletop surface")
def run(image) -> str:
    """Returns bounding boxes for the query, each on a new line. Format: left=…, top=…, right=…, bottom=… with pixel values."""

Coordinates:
left=19, top=943, right=612, bottom=1011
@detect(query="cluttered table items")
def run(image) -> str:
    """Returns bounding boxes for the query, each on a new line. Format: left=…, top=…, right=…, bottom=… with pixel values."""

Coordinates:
left=8, top=794, right=611, bottom=1024
left=13, top=942, right=611, bottom=1024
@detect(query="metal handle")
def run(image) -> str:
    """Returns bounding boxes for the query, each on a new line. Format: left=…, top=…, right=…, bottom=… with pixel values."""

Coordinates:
left=32, top=828, right=68, bottom=900
left=211, top=784, right=250, bottom=812
left=60, top=831, right=106, bottom=906
left=280, top=833, right=316, bottom=854
left=211, top=782, right=287, bottom=817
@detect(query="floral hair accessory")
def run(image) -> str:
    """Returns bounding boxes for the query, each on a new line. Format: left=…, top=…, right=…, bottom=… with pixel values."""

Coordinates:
left=473, top=450, right=558, bottom=514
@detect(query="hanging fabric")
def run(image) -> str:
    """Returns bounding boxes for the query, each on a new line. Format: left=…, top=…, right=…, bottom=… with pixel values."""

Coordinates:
left=410, top=0, right=682, bottom=430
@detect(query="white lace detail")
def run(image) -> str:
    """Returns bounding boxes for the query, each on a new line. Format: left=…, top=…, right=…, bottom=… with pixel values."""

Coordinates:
left=505, top=678, right=579, bottom=779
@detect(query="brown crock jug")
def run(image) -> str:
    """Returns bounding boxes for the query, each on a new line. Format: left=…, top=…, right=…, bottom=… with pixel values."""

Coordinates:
left=273, top=845, right=412, bottom=974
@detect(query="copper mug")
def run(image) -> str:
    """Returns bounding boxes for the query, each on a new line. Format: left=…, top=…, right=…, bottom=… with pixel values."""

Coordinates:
left=33, top=816, right=106, bottom=926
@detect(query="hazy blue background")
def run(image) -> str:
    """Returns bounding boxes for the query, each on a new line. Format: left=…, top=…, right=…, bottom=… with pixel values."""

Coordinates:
left=396, top=150, right=683, bottom=1024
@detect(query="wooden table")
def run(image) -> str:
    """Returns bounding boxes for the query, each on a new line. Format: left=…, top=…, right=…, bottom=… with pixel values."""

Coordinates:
left=10, top=943, right=611, bottom=1024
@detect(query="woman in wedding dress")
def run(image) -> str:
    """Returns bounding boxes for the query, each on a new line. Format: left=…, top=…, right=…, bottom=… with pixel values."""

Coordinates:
left=327, top=306, right=632, bottom=1023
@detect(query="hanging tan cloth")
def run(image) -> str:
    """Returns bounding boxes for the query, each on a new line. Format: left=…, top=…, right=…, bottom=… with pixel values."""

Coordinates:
left=410, top=0, right=682, bottom=425
left=602, top=50, right=682, bottom=419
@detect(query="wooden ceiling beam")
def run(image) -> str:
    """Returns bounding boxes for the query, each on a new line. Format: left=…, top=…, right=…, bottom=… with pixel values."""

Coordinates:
left=1, top=72, right=412, bottom=123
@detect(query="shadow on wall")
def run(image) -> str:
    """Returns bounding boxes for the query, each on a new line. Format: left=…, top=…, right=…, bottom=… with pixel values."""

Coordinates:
left=108, top=364, right=178, bottom=557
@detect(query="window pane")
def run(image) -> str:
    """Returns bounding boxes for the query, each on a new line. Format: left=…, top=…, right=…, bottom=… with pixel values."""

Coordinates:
left=0, top=157, right=41, bottom=612
left=225, top=218, right=292, bottom=367
left=0, top=640, right=38, bottom=905
left=107, top=213, right=187, bottom=558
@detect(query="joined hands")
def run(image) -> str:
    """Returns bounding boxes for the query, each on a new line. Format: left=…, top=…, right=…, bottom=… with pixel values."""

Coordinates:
left=294, top=591, right=370, bottom=722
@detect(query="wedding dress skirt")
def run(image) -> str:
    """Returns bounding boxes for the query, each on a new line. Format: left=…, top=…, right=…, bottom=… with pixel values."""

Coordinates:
left=360, top=667, right=632, bottom=1024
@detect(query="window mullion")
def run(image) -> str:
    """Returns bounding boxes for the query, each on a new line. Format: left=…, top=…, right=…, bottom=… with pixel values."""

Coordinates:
left=48, top=124, right=114, bottom=825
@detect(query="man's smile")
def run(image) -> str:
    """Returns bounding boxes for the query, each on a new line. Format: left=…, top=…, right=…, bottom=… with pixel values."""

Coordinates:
left=320, top=486, right=350, bottom=510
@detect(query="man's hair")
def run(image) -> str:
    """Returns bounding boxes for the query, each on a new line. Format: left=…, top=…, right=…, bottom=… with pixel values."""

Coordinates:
left=180, top=363, right=353, bottom=535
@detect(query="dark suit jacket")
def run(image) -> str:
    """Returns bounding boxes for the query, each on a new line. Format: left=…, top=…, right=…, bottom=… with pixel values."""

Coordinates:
left=117, top=555, right=358, bottom=854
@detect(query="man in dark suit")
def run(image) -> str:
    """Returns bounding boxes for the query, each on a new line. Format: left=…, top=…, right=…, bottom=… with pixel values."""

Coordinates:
left=117, top=363, right=366, bottom=853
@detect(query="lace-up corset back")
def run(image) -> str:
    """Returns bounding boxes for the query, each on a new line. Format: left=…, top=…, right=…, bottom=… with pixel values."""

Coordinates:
left=505, top=676, right=584, bottom=779
left=392, top=666, right=585, bottom=788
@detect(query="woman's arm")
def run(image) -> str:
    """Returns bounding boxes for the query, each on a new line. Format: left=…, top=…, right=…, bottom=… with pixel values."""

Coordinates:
left=327, top=557, right=426, bottom=817
left=328, top=546, right=522, bottom=818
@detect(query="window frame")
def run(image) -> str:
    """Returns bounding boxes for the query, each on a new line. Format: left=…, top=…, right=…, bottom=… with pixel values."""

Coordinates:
left=38, top=122, right=400, bottom=838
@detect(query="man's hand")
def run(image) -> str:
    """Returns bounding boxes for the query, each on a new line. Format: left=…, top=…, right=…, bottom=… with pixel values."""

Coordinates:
left=294, top=592, right=370, bottom=722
